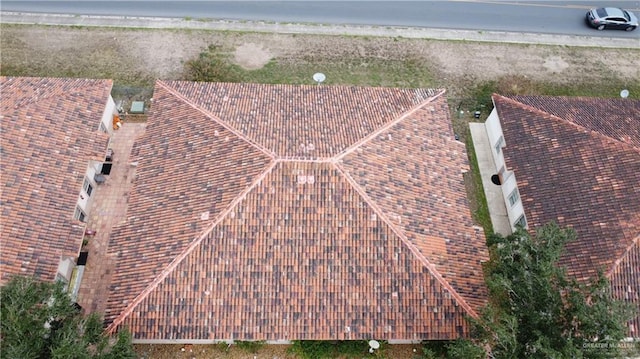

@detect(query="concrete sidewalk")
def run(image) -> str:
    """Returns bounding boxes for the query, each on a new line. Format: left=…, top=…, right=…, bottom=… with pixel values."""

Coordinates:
left=469, top=122, right=512, bottom=236
left=1, top=11, right=638, bottom=49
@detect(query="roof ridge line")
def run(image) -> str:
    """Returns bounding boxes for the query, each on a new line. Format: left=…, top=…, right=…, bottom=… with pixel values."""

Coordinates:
left=334, top=89, right=446, bottom=161
left=105, top=159, right=280, bottom=334
left=156, top=80, right=276, bottom=159
left=495, top=94, right=640, bottom=152
left=606, top=233, right=640, bottom=279
left=332, top=161, right=479, bottom=319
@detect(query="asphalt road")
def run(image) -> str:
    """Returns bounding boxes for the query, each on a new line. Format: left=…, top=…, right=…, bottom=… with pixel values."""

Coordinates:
left=2, top=0, right=640, bottom=38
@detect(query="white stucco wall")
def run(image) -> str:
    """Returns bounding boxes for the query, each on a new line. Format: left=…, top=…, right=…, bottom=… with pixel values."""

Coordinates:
left=76, top=95, right=114, bottom=216
left=500, top=170, right=526, bottom=230
left=484, top=107, right=527, bottom=231
left=77, top=161, right=100, bottom=214
left=100, top=95, right=117, bottom=135
left=485, top=109, right=505, bottom=173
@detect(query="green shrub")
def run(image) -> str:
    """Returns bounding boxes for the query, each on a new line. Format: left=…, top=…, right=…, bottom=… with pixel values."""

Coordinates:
left=445, top=339, right=485, bottom=359
left=183, top=45, right=243, bottom=83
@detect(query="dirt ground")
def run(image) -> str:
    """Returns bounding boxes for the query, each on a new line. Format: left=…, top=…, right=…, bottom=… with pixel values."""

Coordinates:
left=1, top=25, right=639, bottom=98
left=135, top=343, right=420, bottom=359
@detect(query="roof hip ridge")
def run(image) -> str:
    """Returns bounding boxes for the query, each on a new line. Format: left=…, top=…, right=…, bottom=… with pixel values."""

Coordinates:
left=495, top=94, right=640, bottom=152
left=335, top=89, right=446, bottom=161
left=332, top=161, right=479, bottom=319
left=606, top=233, right=640, bottom=279
left=105, top=155, right=280, bottom=335
left=156, top=80, right=276, bottom=159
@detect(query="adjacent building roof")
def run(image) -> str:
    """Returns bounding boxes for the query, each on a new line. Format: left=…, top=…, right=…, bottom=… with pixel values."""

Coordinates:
left=104, top=81, right=488, bottom=341
left=0, top=76, right=112, bottom=282
left=493, top=94, right=640, bottom=335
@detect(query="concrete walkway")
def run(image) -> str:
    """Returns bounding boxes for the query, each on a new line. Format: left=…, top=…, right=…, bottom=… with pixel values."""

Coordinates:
left=76, top=122, right=146, bottom=315
left=469, top=122, right=512, bottom=236
left=1, top=11, right=638, bottom=49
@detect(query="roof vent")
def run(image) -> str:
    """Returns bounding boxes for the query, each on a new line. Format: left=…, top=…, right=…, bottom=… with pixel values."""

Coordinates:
left=200, top=211, right=210, bottom=220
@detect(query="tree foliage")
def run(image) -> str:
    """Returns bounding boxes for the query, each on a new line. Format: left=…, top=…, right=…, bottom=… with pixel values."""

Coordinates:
left=0, top=276, right=136, bottom=359
left=465, top=222, right=636, bottom=359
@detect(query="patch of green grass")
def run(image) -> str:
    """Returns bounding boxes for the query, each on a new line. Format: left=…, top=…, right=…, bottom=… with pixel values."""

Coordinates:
left=288, top=340, right=380, bottom=359
left=234, top=340, right=265, bottom=353
left=464, top=75, right=640, bottom=100
left=539, top=81, right=640, bottom=99
left=214, top=341, right=231, bottom=353
left=465, top=133, right=494, bottom=236
left=182, top=44, right=436, bottom=88
left=253, top=57, right=435, bottom=87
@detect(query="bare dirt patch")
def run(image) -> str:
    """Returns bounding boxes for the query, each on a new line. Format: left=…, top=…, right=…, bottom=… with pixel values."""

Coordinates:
left=2, top=24, right=638, bottom=93
left=234, top=42, right=273, bottom=69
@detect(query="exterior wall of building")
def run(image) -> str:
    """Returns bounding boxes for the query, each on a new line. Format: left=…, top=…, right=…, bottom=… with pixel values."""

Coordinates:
left=484, top=108, right=527, bottom=231
left=77, top=161, right=101, bottom=214
left=100, top=95, right=117, bottom=135
left=500, top=170, right=526, bottom=230
left=76, top=94, right=115, bottom=216
left=485, top=109, right=505, bottom=173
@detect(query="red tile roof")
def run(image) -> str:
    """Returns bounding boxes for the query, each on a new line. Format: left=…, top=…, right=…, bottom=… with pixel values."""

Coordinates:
left=493, top=94, right=640, bottom=335
left=0, top=76, right=112, bottom=282
left=610, top=237, right=640, bottom=336
left=104, top=81, right=488, bottom=341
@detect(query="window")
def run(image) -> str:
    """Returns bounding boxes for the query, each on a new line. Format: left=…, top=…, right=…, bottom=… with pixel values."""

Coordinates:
left=508, top=188, right=520, bottom=207
left=494, top=136, right=504, bottom=154
left=515, top=214, right=527, bottom=228
left=82, top=177, right=93, bottom=197
left=74, top=206, right=86, bottom=222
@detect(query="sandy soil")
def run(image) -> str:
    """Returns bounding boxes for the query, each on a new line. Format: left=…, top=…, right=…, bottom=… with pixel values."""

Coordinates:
left=2, top=25, right=638, bottom=95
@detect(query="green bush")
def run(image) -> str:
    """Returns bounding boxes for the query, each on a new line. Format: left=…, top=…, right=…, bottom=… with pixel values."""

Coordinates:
left=445, top=339, right=485, bottom=359
left=183, top=45, right=244, bottom=83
